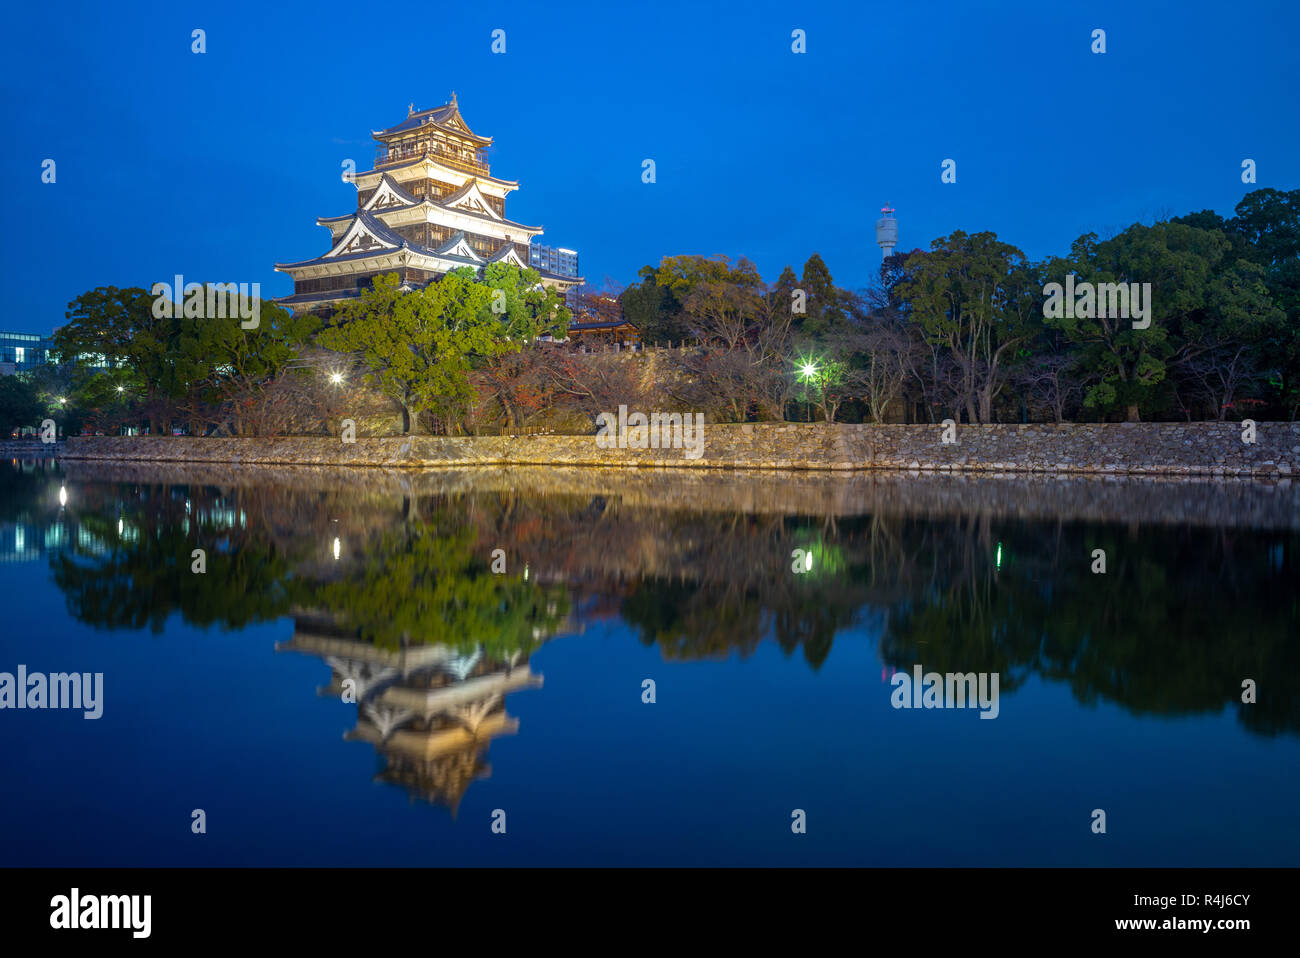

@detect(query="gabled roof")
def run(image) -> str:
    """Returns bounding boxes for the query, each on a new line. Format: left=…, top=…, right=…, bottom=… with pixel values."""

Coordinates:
left=363, top=174, right=420, bottom=212
left=486, top=245, right=527, bottom=268
left=325, top=211, right=406, bottom=259
left=276, top=212, right=408, bottom=269
left=438, top=179, right=500, bottom=220
left=373, top=95, right=491, bottom=146
left=432, top=180, right=540, bottom=232
left=434, top=231, right=484, bottom=263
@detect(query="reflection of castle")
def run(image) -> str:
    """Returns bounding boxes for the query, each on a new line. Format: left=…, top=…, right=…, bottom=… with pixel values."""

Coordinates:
left=278, top=613, right=543, bottom=812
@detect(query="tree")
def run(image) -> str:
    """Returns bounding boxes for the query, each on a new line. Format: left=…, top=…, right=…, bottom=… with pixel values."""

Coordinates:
left=318, top=272, right=511, bottom=435
left=54, top=287, right=180, bottom=410
left=683, top=278, right=764, bottom=351
left=795, top=252, right=844, bottom=338
left=478, top=262, right=571, bottom=342
left=854, top=300, right=922, bottom=424
left=1230, top=188, right=1300, bottom=417
left=182, top=296, right=321, bottom=434
left=471, top=264, right=573, bottom=431
left=302, top=522, right=567, bottom=654
left=896, top=231, right=1036, bottom=423
left=1174, top=258, right=1283, bottom=419
left=620, top=267, right=689, bottom=343
left=1048, top=221, right=1281, bottom=421
left=672, top=265, right=795, bottom=422
left=0, top=376, right=44, bottom=437
left=791, top=329, right=872, bottom=423
left=620, top=255, right=764, bottom=345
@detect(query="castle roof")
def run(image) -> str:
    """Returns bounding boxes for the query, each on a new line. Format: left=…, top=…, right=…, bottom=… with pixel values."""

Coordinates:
left=349, top=153, right=520, bottom=190
left=373, top=96, right=491, bottom=146
left=317, top=179, right=542, bottom=235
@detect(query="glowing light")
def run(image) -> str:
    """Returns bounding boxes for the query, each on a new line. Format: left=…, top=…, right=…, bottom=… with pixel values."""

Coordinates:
left=332, top=536, right=341, bottom=561
left=57, top=397, right=67, bottom=404
left=116, top=386, right=125, bottom=393
left=118, top=518, right=124, bottom=535
left=329, top=372, right=343, bottom=385
left=801, top=363, right=818, bottom=379
left=995, top=542, right=1003, bottom=570
left=58, top=484, right=67, bottom=507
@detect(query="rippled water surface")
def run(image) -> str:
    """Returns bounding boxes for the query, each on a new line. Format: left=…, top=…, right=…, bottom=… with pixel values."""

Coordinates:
left=1, top=459, right=1297, bottom=865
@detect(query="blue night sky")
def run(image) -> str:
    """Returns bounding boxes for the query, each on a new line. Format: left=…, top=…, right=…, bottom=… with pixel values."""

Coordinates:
left=2, top=0, right=1297, bottom=335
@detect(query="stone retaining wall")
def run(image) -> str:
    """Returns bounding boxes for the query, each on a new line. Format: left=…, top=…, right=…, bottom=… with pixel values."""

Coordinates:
left=58, top=422, right=1300, bottom=477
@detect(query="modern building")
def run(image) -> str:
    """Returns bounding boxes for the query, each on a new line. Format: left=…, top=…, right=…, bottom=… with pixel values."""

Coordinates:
left=0, top=332, right=54, bottom=375
left=529, top=244, right=581, bottom=310
left=529, top=244, right=578, bottom=278
left=275, top=94, right=583, bottom=315
left=0, top=331, right=118, bottom=375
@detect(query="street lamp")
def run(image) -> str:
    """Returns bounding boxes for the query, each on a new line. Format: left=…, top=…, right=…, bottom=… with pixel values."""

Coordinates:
left=329, top=371, right=343, bottom=385
left=795, top=358, right=821, bottom=422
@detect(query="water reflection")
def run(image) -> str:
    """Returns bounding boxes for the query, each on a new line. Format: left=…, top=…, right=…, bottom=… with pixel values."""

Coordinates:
left=7, top=460, right=1299, bottom=818
left=281, top=613, right=545, bottom=811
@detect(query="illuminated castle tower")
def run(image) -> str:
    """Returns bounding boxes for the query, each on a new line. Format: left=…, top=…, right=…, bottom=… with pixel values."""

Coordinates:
left=275, top=94, right=582, bottom=316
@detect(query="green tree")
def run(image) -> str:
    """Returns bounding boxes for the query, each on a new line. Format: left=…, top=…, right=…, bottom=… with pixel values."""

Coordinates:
left=620, top=255, right=763, bottom=345
left=0, top=376, right=44, bottom=437
left=795, top=252, right=843, bottom=338
left=318, top=272, right=510, bottom=434
left=301, top=522, right=567, bottom=655
left=897, top=231, right=1036, bottom=423
left=54, top=287, right=180, bottom=406
left=620, top=268, right=689, bottom=343
left=181, top=297, right=321, bottom=433
left=478, top=262, right=571, bottom=341
left=1048, top=221, right=1279, bottom=421
left=1230, top=188, right=1300, bottom=417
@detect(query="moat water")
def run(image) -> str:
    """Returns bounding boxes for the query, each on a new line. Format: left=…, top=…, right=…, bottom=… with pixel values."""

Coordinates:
left=1, top=458, right=1297, bottom=865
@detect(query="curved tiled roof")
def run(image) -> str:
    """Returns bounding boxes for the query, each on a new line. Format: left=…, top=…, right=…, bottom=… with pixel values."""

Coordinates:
left=349, top=153, right=519, bottom=189
left=275, top=289, right=364, bottom=305
left=434, top=182, right=540, bottom=231
left=373, top=100, right=491, bottom=145
left=368, top=173, right=420, bottom=207
left=275, top=246, right=404, bottom=270
left=536, top=267, right=584, bottom=285
left=352, top=210, right=409, bottom=247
